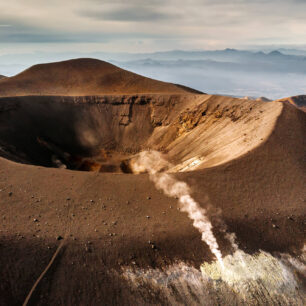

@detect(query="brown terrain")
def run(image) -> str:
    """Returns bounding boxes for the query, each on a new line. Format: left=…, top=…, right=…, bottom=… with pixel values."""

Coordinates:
left=277, top=95, right=306, bottom=112
left=0, top=59, right=305, bottom=305
left=0, top=58, right=201, bottom=96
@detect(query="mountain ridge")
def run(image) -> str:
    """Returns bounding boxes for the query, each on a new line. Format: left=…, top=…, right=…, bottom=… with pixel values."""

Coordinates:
left=0, top=58, right=202, bottom=97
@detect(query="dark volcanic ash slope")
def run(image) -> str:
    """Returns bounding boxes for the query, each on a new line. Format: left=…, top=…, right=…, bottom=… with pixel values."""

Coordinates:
left=0, top=58, right=201, bottom=96
left=0, top=59, right=305, bottom=305
left=0, top=101, right=305, bottom=305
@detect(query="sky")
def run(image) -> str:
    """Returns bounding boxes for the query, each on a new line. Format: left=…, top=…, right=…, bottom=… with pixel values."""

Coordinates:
left=0, top=0, right=306, bottom=55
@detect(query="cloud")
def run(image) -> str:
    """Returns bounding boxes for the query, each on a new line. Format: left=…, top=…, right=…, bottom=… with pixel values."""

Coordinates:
left=79, top=6, right=178, bottom=22
left=0, top=33, right=109, bottom=43
left=0, top=24, right=163, bottom=44
left=0, top=0, right=305, bottom=51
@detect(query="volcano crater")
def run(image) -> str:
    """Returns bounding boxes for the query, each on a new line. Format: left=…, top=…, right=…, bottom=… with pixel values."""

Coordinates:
left=0, top=94, right=282, bottom=173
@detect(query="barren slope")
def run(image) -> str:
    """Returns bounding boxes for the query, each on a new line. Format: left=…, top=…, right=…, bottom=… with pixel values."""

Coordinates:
left=0, top=102, right=305, bottom=305
left=0, top=59, right=305, bottom=305
left=277, top=95, right=306, bottom=112
left=0, top=94, right=282, bottom=172
left=0, top=58, right=201, bottom=96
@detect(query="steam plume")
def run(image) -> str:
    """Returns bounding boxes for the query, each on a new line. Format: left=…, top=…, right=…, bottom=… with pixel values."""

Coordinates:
left=131, top=150, right=224, bottom=267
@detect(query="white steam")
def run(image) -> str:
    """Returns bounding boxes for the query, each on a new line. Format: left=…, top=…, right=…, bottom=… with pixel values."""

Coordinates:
left=131, top=150, right=224, bottom=267
left=122, top=250, right=306, bottom=305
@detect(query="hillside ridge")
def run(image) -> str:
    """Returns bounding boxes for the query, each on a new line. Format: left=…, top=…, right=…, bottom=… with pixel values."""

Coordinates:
left=0, top=58, right=202, bottom=96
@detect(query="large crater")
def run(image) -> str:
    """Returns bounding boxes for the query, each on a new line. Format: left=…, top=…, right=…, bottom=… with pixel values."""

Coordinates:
left=0, top=94, right=282, bottom=173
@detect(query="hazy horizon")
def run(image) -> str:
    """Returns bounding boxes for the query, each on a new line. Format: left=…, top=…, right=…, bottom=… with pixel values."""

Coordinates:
left=1, top=48, right=306, bottom=100
left=0, top=0, right=305, bottom=99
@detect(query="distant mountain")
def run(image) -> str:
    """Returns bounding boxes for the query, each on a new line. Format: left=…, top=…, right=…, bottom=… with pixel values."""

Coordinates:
left=277, top=48, right=306, bottom=56
left=0, top=75, right=6, bottom=79
left=0, top=49, right=305, bottom=99
left=243, top=96, right=272, bottom=102
left=114, top=55, right=306, bottom=74
left=268, top=50, right=283, bottom=57
left=1, top=49, right=306, bottom=70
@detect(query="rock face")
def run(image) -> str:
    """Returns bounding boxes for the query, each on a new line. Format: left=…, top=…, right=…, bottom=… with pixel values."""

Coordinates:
left=0, top=58, right=202, bottom=97
left=0, top=94, right=283, bottom=172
